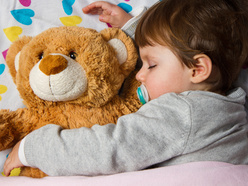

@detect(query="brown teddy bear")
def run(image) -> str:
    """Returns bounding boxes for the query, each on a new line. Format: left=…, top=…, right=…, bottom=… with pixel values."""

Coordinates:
left=0, top=26, right=141, bottom=178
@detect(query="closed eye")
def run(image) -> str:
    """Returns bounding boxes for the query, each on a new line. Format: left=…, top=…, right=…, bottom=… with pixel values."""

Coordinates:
left=148, top=65, right=157, bottom=69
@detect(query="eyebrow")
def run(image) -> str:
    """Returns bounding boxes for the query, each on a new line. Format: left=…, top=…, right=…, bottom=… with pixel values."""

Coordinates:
left=144, top=55, right=158, bottom=61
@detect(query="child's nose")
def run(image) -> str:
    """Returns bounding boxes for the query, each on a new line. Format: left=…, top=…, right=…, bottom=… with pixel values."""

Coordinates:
left=136, top=69, right=145, bottom=82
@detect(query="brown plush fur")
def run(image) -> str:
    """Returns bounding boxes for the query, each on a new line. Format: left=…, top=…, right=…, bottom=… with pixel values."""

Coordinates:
left=0, top=27, right=141, bottom=178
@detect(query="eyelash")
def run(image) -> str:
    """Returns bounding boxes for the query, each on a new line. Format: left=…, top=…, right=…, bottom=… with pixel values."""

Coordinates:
left=148, top=65, right=157, bottom=69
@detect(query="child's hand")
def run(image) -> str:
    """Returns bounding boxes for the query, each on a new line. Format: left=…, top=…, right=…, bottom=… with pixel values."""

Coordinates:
left=3, top=141, right=24, bottom=176
left=82, top=1, right=132, bottom=28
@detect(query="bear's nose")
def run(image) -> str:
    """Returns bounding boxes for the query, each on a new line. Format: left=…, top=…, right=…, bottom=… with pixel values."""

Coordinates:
left=39, top=55, right=68, bottom=75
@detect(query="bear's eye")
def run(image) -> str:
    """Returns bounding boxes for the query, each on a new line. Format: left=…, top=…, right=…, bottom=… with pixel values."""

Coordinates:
left=38, top=52, right=44, bottom=60
left=69, top=51, right=77, bottom=60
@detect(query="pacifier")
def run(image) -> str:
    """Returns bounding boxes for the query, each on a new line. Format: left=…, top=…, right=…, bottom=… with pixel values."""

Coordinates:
left=137, top=84, right=149, bottom=105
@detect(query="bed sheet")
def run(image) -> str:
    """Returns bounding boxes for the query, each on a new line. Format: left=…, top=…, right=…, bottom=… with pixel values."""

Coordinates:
left=0, top=161, right=248, bottom=186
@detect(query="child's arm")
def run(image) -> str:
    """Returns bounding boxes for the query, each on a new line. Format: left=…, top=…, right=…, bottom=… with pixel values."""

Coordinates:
left=82, top=1, right=132, bottom=28
left=3, top=100, right=190, bottom=177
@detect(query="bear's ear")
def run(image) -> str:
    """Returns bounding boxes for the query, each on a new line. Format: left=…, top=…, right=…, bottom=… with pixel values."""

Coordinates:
left=6, top=36, right=32, bottom=83
left=100, top=28, right=138, bottom=77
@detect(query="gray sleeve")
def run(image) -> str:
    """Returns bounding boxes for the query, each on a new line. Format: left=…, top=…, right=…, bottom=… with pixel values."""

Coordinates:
left=24, top=94, right=191, bottom=176
left=234, top=69, right=248, bottom=119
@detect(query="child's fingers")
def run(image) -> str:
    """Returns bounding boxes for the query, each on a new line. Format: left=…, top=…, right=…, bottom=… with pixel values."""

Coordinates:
left=3, top=158, right=12, bottom=176
left=83, top=6, right=100, bottom=14
left=99, top=15, right=113, bottom=24
left=83, top=1, right=113, bottom=14
left=3, top=141, right=23, bottom=177
left=84, top=8, right=103, bottom=15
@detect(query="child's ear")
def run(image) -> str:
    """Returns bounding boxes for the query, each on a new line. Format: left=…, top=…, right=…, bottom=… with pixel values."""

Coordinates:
left=190, top=54, right=212, bottom=83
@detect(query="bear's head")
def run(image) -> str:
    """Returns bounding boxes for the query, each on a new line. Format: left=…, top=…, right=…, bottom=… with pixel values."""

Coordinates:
left=6, top=27, right=138, bottom=108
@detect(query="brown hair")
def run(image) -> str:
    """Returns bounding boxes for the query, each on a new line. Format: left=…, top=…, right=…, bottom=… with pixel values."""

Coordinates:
left=135, top=0, right=248, bottom=93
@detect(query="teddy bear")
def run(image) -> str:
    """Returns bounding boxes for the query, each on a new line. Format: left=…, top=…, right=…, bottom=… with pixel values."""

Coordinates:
left=0, top=26, right=141, bottom=178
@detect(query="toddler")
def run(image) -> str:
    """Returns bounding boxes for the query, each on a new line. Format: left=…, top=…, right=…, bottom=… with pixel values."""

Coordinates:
left=4, top=0, right=248, bottom=176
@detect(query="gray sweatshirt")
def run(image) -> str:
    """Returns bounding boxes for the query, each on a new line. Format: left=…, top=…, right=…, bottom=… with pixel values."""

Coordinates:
left=21, top=88, right=248, bottom=176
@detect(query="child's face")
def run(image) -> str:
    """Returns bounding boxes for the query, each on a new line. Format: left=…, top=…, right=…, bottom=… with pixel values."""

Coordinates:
left=136, top=43, right=193, bottom=101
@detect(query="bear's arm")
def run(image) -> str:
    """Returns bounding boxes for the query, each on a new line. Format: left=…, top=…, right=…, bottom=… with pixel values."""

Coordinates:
left=0, top=108, right=37, bottom=150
